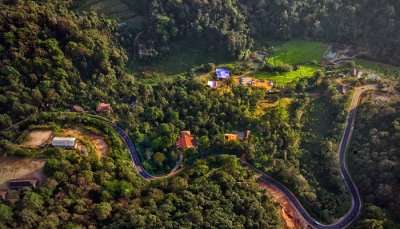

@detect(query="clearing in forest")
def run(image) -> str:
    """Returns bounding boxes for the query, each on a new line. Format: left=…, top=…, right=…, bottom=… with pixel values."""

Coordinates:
left=0, top=157, right=46, bottom=189
left=268, top=40, right=327, bottom=65
left=61, top=129, right=109, bottom=158
left=255, top=98, right=293, bottom=117
left=256, top=40, right=327, bottom=85
left=21, top=130, right=53, bottom=148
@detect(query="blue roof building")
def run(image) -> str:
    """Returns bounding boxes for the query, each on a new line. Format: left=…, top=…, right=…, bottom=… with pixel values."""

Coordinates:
left=216, top=68, right=231, bottom=80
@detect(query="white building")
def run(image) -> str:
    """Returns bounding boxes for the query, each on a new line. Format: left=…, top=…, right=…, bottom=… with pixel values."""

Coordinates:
left=240, top=77, right=253, bottom=86
left=207, top=81, right=218, bottom=89
left=52, top=137, right=77, bottom=149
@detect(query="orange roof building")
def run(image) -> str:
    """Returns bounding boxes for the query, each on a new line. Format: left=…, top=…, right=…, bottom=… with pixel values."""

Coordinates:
left=224, top=134, right=239, bottom=142
left=176, top=131, right=195, bottom=149
left=251, top=80, right=273, bottom=90
left=96, top=103, right=112, bottom=113
left=224, top=130, right=251, bottom=142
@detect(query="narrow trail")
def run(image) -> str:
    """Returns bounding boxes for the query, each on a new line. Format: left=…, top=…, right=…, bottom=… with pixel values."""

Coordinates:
left=113, top=85, right=377, bottom=228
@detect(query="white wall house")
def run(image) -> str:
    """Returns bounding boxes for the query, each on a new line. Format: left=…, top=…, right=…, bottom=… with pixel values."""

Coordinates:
left=52, top=137, right=77, bottom=149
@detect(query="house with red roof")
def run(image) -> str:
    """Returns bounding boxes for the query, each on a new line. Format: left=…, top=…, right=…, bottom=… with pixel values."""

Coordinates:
left=176, top=131, right=195, bottom=149
left=96, top=102, right=112, bottom=113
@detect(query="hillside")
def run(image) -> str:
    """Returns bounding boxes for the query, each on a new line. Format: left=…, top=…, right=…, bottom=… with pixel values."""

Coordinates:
left=76, top=0, right=400, bottom=66
left=1, top=0, right=400, bottom=228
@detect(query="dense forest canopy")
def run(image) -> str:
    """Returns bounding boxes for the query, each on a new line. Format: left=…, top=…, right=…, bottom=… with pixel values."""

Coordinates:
left=1, top=0, right=400, bottom=228
left=74, top=0, right=400, bottom=64
left=0, top=0, right=136, bottom=125
left=241, top=0, right=400, bottom=64
left=350, top=100, right=400, bottom=228
left=0, top=1, right=282, bottom=228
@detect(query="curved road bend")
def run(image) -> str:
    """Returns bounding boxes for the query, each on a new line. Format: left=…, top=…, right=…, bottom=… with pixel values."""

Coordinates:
left=245, top=85, right=376, bottom=229
left=113, top=85, right=376, bottom=228
left=113, top=125, right=183, bottom=180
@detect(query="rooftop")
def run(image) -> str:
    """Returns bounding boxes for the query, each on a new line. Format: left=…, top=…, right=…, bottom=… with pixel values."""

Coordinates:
left=8, top=178, right=39, bottom=190
left=176, top=131, right=195, bottom=149
left=52, top=137, right=77, bottom=147
left=216, top=68, right=231, bottom=79
left=96, top=103, right=112, bottom=112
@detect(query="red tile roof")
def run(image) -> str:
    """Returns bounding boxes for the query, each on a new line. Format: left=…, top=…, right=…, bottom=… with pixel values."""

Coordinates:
left=96, top=103, right=112, bottom=113
left=176, top=131, right=195, bottom=149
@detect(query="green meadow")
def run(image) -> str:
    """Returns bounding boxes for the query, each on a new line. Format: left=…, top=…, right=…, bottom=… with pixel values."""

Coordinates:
left=256, top=40, right=327, bottom=85
left=255, top=65, right=319, bottom=85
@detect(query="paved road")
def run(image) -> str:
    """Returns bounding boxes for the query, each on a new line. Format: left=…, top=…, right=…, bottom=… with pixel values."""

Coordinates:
left=245, top=85, right=376, bottom=229
left=113, top=85, right=376, bottom=228
left=113, top=125, right=183, bottom=180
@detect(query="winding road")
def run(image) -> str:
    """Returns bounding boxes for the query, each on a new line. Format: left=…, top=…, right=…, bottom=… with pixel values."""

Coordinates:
left=113, top=125, right=183, bottom=180
left=113, top=85, right=376, bottom=228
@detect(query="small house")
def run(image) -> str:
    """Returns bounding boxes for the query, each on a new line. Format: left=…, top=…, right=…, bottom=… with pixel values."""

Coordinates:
left=0, top=190, right=7, bottom=200
left=224, top=130, right=251, bottom=142
left=252, top=80, right=273, bottom=90
left=352, top=68, right=358, bottom=77
left=52, top=137, right=77, bottom=149
left=8, top=178, right=39, bottom=190
left=96, top=103, right=112, bottom=113
left=207, top=81, right=219, bottom=89
left=224, top=134, right=239, bottom=142
left=353, top=68, right=364, bottom=79
left=216, top=68, right=231, bottom=80
left=176, top=131, right=195, bottom=149
left=357, top=71, right=363, bottom=79
left=72, top=105, right=85, bottom=113
left=338, top=85, right=348, bottom=94
left=240, top=77, right=253, bottom=86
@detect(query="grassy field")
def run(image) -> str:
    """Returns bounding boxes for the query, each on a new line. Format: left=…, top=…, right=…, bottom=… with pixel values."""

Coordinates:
left=255, top=40, right=327, bottom=86
left=255, top=65, right=318, bottom=85
left=267, top=40, right=327, bottom=66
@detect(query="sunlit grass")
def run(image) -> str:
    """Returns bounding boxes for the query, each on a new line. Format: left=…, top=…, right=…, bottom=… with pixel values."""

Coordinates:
left=267, top=40, right=327, bottom=66
left=255, top=40, right=326, bottom=85
left=255, top=65, right=318, bottom=85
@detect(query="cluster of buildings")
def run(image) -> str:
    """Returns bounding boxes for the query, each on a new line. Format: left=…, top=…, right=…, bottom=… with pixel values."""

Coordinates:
left=175, top=130, right=251, bottom=150
left=72, top=102, right=113, bottom=114
left=207, top=68, right=273, bottom=91
left=1, top=103, right=123, bottom=201
left=239, top=77, right=274, bottom=90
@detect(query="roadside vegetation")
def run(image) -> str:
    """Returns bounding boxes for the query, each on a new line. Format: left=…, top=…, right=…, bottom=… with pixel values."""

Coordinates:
left=349, top=95, right=400, bottom=228
left=299, top=91, right=350, bottom=222
left=1, top=112, right=283, bottom=228
left=356, top=59, right=400, bottom=79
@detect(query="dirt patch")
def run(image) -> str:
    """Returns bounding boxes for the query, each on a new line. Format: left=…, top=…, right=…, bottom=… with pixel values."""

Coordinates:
left=21, top=130, right=53, bottom=148
left=61, top=129, right=108, bottom=158
left=259, top=180, right=309, bottom=229
left=0, top=157, right=46, bottom=189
